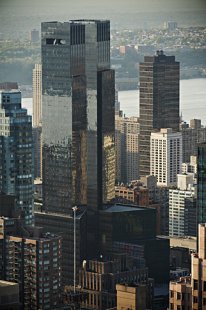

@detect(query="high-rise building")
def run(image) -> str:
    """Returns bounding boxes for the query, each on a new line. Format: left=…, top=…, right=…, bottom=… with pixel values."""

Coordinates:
left=115, top=114, right=140, bottom=183
left=32, top=64, right=42, bottom=127
left=35, top=208, right=87, bottom=286
left=99, top=204, right=170, bottom=284
left=30, top=29, right=39, bottom=43
left=150, top=128, right=182, bottom=187
left=0, top=90, right=34, bottom=225
left=41, top=20, right=115, bottom=215
left=0, top=216, right=62, bottom=310
left=32, top=64, right=42, bottom=180
left=33, top=126, right=42, bottom=179
left=139, top=51, right=180, bottom=176
left=169, top=174, right=197, bottom=237
left=197, top=143, right=206, bottom=224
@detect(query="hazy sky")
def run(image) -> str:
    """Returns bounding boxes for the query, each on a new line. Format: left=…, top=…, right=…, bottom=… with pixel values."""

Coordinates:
left=1, top=0, right=206, bottom=14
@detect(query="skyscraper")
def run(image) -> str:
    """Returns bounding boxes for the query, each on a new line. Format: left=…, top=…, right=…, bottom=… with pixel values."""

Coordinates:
left=197, top=143, right=206, bottom=224
left=41, top=20, right=115, bottom=214
left=0, top=90, right=34, bottom=225
left=32, top=64, right=42, bottom=179
left=0, top=216, right=62, bottom=310
left=32, top=63, right=42, bottom=127
left=139, top=50, right=180, bottom=177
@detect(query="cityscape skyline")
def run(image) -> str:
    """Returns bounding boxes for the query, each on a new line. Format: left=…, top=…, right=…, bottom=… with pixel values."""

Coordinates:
left=0, top=1, right=206, bottom=308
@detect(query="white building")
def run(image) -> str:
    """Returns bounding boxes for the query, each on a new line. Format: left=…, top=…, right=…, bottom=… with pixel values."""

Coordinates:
left=169, top=174, right=196, bottom=237
left=150, top=128, right=182, bottom=187
left=182, top=155, right=197, bottom=175
left=32, top=64, right=42, bottom=179
left=32, top=63, right=42, bottom=127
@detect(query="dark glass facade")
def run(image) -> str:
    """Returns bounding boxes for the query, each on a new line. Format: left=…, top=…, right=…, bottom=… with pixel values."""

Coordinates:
left=99, top=205, right=157, bottom=253
left=41, top=20, right=115, bottom=215
left=139, top=51, right=180, bottom=176
left=0, top=91, right=34, bottom=225
left=197, top=143, right=206, bottom=224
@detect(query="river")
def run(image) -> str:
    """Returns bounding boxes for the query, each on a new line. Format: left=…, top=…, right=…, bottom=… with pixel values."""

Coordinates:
left=118, top=78, right=206, bottom=126
left=22, top=78, right=206, bottom=126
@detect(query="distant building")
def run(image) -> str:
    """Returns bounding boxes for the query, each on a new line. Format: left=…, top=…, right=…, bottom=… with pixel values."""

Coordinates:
left=164, top=21, right=177, bottom=31
left=115, top=114, right=140, bottom=183
left=180, top=119, right=206, bottom=163
left=0, top=82, right=18, bottom=90
left=115, top=184, right=149, bottom=206
left=32, top=64, right=42, bottom=179
left=32, top=64, right=42, bottom=127
left=30, top=29, right=39, bottom=42
left=169, top=223, right=206, bottom=309
left=0, top=90, right=34, bottom=225
left=169, top=174, right=197, bottom=237
left=182, top=155, right=197, bottom=175
left=139, top=51, right=180, bottom=177
left=150, top=128, right=182, bottom=187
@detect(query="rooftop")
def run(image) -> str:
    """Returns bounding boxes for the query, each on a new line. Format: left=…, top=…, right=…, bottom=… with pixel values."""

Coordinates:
left=103, top=204, right=151, bottom=213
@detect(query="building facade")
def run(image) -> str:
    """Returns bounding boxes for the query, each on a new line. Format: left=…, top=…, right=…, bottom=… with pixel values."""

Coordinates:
left=35, top=208, right=87, bottom=286
left=139, top=51, right=180, bottom=177
left=169, top=174, right=196, bottom=237
left=115, top=114, right=140, bottom=183
left=0, top=90, right=34, bottom=225
left=32, top=63, right=42, bottom=127
left=150, top=128, right=182, bottom=187
left=79, top=256, right=150, bottom=310
left=197, top=143, right=206, bottom=225
left=180, top=119, right=206, bottom=163
left=0, top=218, right=62, bottom=310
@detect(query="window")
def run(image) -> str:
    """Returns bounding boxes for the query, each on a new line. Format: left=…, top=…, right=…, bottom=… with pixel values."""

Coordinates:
left=193, top=279, right=198, bottom=290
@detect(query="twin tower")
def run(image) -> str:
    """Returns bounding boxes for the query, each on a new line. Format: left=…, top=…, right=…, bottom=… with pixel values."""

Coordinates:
left=41, top=20, right=115, bottom=215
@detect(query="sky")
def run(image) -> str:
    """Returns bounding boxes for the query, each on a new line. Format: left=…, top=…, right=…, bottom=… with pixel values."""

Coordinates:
left=1, top=0, right=206, bottom=14
left=0, top=0, right=206, bottom=35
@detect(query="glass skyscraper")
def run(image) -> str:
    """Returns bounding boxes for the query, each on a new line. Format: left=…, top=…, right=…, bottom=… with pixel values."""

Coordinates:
left=41, top=20, right=115, bottom=215
left=0, top=90, right=34, bottom=225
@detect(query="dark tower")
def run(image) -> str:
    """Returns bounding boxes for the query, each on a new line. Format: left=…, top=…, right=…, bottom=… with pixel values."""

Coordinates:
left=197, top=143, right=206, bottom=224
left=139, top=50, right=180, bottom=177
left=41, top=20, right=115, bottom=215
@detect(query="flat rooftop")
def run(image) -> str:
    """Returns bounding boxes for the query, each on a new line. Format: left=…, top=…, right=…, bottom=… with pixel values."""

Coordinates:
left=103, top=204, right=152, bottom=213
left=0, top=280, right=18, bottom=287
